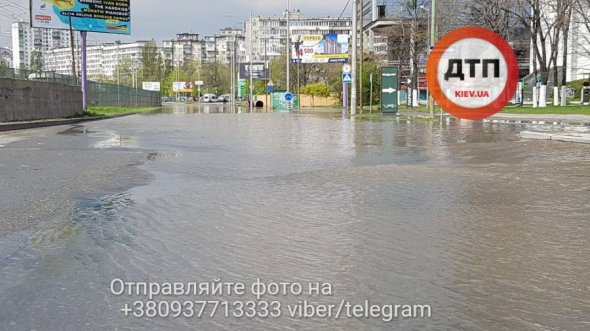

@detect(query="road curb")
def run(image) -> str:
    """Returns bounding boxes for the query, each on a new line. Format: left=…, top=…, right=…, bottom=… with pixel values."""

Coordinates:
left=0, top=112, right=143, bottom=132
left=520, top=131, right=590, bottom=144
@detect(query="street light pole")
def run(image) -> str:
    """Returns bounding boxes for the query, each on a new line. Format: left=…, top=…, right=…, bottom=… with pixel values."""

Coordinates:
left=351, top=0, right=358, bottom=116
left=249, top=10, right=254, bottom=113
left=429, top=0, right=436, bottom=118
left=286, top=0, right=290, bottom=93
left=420, top=5, right=431, bottom=116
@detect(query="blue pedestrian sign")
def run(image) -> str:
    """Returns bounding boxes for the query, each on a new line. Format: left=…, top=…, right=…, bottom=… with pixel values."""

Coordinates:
left=342, top=73, right=353, bottom=83
left=284, top=92, right=294, bottom=101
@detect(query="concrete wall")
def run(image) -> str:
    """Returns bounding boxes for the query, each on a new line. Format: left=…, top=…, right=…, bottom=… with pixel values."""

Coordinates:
left=0, top=79, right=82, bottom=122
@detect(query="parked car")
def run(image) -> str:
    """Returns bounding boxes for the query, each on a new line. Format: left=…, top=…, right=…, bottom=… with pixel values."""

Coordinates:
left=203, top=94, right=217, bottom=103
left=218, top=94, right=231, bottom=103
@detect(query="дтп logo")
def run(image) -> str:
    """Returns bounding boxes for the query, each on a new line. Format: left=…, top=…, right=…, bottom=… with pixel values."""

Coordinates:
left=426, top=27, right=519, bottom=120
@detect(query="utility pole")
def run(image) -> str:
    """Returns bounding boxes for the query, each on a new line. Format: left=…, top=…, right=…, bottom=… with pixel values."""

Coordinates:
left=429, top=0, right=436, bottom=117
left=359, top=0, right=364, bottom=114
left=286, top=1, right=291, bottom=93
left=351, top=0, right=358, bottom=115
left=249, top=10, right=254, bottom=113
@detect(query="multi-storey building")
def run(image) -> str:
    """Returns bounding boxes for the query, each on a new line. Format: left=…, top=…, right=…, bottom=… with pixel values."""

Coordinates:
left=162, top=33, right=204, bottom=68
left=244, top=11, right=353, bottom=63
left=11, top=21, right=70, bottom=70
left=162, top=30, right=246, bottom=69
left=43, top=41, right=149, bottom=82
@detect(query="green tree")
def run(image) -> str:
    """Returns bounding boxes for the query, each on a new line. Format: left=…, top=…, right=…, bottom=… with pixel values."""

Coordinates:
left=142, top=40, right=165, bottom=82
left=30, top=50, right=44, bottom=73
left=300, top=82, right=330, bottom=97
left=201, top=62, right=230, bottom=95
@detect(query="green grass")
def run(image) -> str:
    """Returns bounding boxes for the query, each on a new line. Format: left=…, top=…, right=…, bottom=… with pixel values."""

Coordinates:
left=84, top=106, right=161, bottom=117
left=357, top=104, right=590, bottom=116
left=500, top=105, right=590, bottom=115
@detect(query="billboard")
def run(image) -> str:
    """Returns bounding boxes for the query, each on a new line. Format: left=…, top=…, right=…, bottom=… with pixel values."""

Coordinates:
left=30, top=0, right=131, bottom=35
left=239, top=62, right=268, bottom=80
left=142, top=82, right=161, bottom=92
left=173, top=82, right=193, bottom=93
left=291, top=34, right=349, bottom=64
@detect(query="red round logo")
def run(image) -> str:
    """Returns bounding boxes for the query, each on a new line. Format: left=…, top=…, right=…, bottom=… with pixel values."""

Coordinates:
left=426, top=27, right=519, bottom=120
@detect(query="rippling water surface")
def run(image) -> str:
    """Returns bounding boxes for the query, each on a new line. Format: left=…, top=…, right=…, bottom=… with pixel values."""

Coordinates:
left=1, top=104, right=589, bottom=330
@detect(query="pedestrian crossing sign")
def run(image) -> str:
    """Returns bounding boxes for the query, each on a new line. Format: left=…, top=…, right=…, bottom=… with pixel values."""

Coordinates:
left=342, top=73, right=353, bottom=83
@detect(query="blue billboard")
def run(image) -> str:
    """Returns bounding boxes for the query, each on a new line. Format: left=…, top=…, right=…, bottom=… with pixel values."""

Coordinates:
left=30, top=0, right=131, bottom=35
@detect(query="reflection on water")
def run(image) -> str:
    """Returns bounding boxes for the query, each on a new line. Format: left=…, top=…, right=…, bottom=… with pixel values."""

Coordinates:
left=1, top=104, right=589, bottom=330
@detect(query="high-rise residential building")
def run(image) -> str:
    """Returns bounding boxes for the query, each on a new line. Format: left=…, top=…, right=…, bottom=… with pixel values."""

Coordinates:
left=11, top=21, right=70, bottom=70
left=43, top=41, right=150, bottom=82
left=162, top=29, right=247, bottom=69
left=162, top=33, right=204, bottom=68
left=244, top=11, right=353, bottom=63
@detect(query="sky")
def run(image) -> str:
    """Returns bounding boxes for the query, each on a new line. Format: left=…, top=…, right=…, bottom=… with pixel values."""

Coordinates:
left=0, top=0, right=349, bottom=47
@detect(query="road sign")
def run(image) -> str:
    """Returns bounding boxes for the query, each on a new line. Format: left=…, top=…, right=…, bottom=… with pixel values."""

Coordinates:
left=426, top=27, right=519, bottom=120
left=284, top=92, right=294, bottom=101
left=381, top=67, right=399, bottom=113
left=342, top=64, right=352, bottom=74
left=195, top=81, right=204, bottom=86
left=267, top=80, right=274, bottom=87
left=267, top=85, right=275, bottom=93
left=342, top=73, right=353, bottom=83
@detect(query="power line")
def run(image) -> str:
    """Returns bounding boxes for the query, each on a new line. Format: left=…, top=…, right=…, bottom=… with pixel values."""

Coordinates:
left=331, top=0, right=352, bottom=32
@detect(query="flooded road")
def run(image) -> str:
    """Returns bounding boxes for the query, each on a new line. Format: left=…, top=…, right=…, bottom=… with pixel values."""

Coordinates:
left=1, top=104, right=589, bottom=330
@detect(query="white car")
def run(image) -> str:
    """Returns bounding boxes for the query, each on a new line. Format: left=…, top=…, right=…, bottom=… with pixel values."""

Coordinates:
left=202, top=94, right=217, bottom=103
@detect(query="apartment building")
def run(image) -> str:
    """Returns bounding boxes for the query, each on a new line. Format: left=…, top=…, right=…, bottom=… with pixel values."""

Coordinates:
left=11, top=21, right=70, bottom=70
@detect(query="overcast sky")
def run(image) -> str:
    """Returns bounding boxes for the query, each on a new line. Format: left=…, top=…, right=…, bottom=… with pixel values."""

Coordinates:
left=0, top=0, right=349, bottom=47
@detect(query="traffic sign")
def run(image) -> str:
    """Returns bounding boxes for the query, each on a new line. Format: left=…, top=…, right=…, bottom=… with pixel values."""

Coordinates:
left=381, top=66, right=399, bottom=114
left=342, top=73, right=353, bottom=83
left=342, top=64, right=352, bottom=74
left=284, top=92, right=294, bottom=101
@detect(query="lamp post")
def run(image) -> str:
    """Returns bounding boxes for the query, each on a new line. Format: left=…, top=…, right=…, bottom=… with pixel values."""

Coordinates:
left=419, top=5, right=430, bottom=114
left=286, top=0, right=291, bottom=93
left=115, top=40, right=121, bottom=107
left=351, top=0, right=358, bottom=115
left=249, top=11, right=254, bottom=113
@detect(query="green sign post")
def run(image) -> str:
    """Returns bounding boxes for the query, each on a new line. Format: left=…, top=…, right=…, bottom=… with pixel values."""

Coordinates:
left=381, top=66, right=399, bottom=113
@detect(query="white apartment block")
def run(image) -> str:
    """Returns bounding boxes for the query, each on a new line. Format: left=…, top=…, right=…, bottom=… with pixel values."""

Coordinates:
left=43, top=41, right=149, bottom=81
left=245, top=11, right=353, bottom=62
left=11, top=21, right=70, bottom=70
left=162, top=30, right=247, bottom=68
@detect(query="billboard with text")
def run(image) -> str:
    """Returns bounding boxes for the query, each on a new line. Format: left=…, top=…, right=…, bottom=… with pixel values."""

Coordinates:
left=173, top=82, right=193, bottom=93
left=291, top=34, right=349, bottom=64
left=239, top=62, right=268, bottom=80
left=30, top=0, right=131, bottom=35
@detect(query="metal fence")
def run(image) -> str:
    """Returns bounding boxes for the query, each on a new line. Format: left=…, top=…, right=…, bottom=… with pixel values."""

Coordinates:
left=0, top=67, right=161, bottom=107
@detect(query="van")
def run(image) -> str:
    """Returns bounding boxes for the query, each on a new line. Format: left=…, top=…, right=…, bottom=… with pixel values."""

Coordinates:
left=203, top=94, right=217, bottom=103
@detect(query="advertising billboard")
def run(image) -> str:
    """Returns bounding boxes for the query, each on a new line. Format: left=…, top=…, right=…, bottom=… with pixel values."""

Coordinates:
left=291, top=34, right=349, bottom=64
left=173, top=82, right=193, bottom=93
left=239, top=62, right=268, bottom=80
left=30, top=0, right=131, bottom=35
left=142, top=82, right=161, bottom=92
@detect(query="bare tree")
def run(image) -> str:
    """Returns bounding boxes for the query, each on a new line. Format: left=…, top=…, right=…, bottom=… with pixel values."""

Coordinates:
left=383, top=0, right=429, bottom=107
left=483, top=0, right=575, bottom=107
left=574, top=0, right=590, bottom=56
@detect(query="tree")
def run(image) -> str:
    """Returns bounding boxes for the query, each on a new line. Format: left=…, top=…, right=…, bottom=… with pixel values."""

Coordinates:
left=30, top=50, right=44, bottom=73
left=300, top=82, right=330, bottom=107
left=483, top=0, right=575, bottom=107
left=201, top=62, right=230, bottom=95
left=142, top=40, right=165, bottom=82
